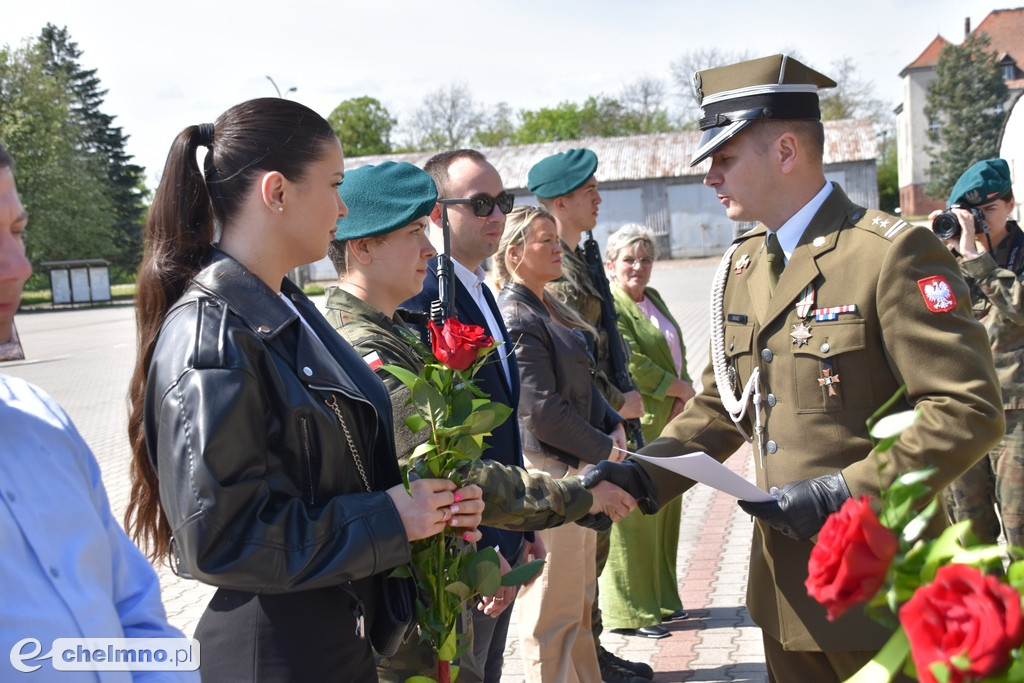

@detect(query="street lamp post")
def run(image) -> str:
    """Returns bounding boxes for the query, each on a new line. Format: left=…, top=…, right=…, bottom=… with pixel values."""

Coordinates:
left=265, top=75, right=297, bottom=99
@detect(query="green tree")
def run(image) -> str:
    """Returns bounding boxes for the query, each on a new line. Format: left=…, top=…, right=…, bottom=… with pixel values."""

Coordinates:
left=471, top=102, right=517, bottom=148
left=924, top=32, right=1008, bottom=200
left=328, top=95, right=396, bottom=157
left=38, top=25, right=148, bottom=279
left=876, top=133, right=899, bottom=213
left=0, top=37, right=117, bottom=284
left=515, top=101, right=585, bottom=143
left=515, top=96, right=631, bottom=143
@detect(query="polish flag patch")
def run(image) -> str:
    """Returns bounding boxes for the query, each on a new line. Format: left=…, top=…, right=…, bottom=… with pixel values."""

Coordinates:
left=362, top=351, right=383, bottom=370
left=917, top=275, right=956, bottom=313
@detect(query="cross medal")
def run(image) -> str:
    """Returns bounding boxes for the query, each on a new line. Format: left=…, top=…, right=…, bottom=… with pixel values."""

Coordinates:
left=818, top=369, right=840, bottom=397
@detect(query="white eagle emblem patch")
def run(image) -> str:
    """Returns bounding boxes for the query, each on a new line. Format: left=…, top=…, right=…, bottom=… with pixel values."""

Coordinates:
left=917, top=275, right=956, bottom=313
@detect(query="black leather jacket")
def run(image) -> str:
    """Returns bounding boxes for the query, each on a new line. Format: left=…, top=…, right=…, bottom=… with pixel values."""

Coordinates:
left=144, top=250, right=411, bottom=593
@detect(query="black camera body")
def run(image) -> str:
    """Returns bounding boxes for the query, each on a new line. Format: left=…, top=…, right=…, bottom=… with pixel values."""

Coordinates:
left=931, top=205, right=988, bottom=240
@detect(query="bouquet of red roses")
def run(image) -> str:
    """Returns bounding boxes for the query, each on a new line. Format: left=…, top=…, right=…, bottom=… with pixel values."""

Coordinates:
left=386, top=317, right=542, bottom=683
left=805, top=407, right=1024, bottom=683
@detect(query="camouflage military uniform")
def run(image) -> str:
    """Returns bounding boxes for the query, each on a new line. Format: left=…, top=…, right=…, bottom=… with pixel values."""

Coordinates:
left=323, top=285, right=597, bottom=681
left=943, top=220, right=1024, bottom=550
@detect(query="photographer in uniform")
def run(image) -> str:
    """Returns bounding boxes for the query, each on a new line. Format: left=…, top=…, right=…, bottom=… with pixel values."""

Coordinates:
left=934, top=158, right=1024, bottom=554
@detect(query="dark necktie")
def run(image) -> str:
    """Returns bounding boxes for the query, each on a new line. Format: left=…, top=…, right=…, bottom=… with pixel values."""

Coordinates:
left=766, top=232, right=785, bottom=294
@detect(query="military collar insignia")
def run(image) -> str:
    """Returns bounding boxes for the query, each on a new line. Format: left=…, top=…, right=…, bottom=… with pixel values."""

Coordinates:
left=734, top=253, right=751, bottom=274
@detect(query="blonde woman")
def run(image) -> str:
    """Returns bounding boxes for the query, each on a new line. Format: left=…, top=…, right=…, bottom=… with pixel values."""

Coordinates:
left=495, top=205, right=628, bottom=683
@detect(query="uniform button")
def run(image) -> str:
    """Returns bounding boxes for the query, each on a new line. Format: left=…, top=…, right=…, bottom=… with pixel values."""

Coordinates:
left=820, top=342, right=831, bottom=353
left=761, top=349, right=774, bottom=362
left=766, top=440, right=778, bottom=454
left=766, top=394, right=777, bottom=407
left=5, top=490, right=14, bottom=502
left=729, top=342, right=734, bottom=351
left=257, top=325, right=271, bottom=334
left=303, top=367, right=313, bottom=376
left=50, top=567, right=60, bottom=578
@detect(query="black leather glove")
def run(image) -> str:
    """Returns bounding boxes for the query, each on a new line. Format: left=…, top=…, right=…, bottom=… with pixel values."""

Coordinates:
left=574, top=512, right=613, bottom=532
left=737, top=472, right=851, bottom=541
left=581, top=459, right=660, bottom=515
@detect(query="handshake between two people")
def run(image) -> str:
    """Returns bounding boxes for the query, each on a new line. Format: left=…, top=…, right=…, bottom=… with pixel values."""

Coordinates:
left=574, top=459, right=663, bottom=532
left=572, top=454, right=851, bottom=542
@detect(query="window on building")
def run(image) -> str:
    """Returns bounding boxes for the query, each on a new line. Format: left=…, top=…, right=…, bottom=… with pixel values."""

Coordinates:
left=1004, top=63, right=1017, bottom=81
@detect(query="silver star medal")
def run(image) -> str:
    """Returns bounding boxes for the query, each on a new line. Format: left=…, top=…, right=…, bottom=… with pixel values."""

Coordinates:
left=790, top=322, right=812, bottom=347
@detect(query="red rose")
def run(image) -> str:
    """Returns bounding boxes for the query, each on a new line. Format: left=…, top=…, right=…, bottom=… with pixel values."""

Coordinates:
left=805, top=496, right=898, bottom=621
left=900, top=564, right=1024, bottom=683
left=428, top=318, right=493, bottom=372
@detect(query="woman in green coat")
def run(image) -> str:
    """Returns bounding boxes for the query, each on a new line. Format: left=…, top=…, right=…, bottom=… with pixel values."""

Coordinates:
left=601, top=224, right=696, bottom=638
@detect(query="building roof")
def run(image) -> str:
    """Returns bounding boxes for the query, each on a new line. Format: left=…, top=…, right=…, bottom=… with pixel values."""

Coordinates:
left=901, top=7, right=1024, bottom=73
left=345, top=119, right=877, bottom=190
left=901, top=35, right=952, bottom=75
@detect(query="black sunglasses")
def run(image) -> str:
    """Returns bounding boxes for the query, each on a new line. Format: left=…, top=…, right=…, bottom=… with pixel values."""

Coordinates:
left=440, top=192, right=515, bottom=217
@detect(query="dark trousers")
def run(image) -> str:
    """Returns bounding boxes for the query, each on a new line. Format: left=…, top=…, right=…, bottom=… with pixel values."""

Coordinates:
left=458, top=599, right=516, bottom=683
left=195, top=586, right=376, bottom=682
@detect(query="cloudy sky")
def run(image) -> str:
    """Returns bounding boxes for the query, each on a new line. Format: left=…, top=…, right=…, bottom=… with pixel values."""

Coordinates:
left=2, top=0, right=999, bottom=188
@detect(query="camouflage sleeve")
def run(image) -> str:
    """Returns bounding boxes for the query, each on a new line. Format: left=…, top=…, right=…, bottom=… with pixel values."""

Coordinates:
left=346, top=335, right=428, bottom=467
left=459, top=459, right=594, bottom=531
left=961, top=250, right=1024, bottom=326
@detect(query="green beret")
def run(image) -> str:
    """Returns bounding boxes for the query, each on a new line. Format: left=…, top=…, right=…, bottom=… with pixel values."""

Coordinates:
left=691, top=54, right=836, bottom=166
left=527, top=148, right=598, bottom=198
left=335, top=161, right=437, bottom=240
left=949, top=158, right=1012, bottom=207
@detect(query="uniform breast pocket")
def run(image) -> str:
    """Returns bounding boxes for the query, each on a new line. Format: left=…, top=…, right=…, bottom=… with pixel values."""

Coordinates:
left=793, top=319, right=870, bottom=413
left=723, top=322, right=755, bottom=394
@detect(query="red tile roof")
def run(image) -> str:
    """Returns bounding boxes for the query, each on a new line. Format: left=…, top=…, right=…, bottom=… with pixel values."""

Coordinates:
left=902, top=7, right=1024, bottom=73
left=902, top=35, right=952, bottom=73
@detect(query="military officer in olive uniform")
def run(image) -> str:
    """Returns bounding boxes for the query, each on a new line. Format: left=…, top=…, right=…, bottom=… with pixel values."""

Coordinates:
left=584, top=54, right=1005, bottom=682
left=323, top=161, right=638, bottom=682
left=936, top=159, right=1024, bottom=554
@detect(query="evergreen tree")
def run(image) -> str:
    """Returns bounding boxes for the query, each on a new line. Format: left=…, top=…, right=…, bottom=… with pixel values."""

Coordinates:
left=0, top=39, right=116, bottom=283
left=37, top=24, right=148, bottom=278
left=924, top=32, right=1008, bottom=200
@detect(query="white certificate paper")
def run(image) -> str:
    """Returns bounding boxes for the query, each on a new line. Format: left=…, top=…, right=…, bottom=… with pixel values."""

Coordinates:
left=632, top=451, right=775, bottom=502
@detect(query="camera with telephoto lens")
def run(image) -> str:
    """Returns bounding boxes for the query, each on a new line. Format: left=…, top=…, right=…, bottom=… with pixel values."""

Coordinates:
left=931, top=205, right=988, bottom=240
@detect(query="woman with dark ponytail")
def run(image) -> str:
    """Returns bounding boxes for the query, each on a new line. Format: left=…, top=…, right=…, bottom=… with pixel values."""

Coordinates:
left=125, top=98, right=483, bottom=681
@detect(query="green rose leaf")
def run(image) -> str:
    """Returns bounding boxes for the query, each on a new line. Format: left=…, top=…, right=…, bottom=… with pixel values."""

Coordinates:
left=501, top=559, right=545, bottom=587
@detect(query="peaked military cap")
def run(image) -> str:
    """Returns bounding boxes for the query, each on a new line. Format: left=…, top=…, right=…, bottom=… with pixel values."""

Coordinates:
left=690, top=54, right=837, bottom=166
left=527, top=148, right=598, bottom=198
left=949, top=158, right=1013, bottom=207
left=335, top=161, right=438, bottom=240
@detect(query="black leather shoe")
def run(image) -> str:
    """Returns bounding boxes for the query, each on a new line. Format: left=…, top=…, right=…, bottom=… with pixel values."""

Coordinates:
left=611, top=625, right=670, bottom=639
left=598, top=645, right=654, bottom=680
left=662, top=609, right=690, bottom=622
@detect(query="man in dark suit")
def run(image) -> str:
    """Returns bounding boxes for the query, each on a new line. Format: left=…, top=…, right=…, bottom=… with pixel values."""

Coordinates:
left=402, top=149, right=531, bottom=683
